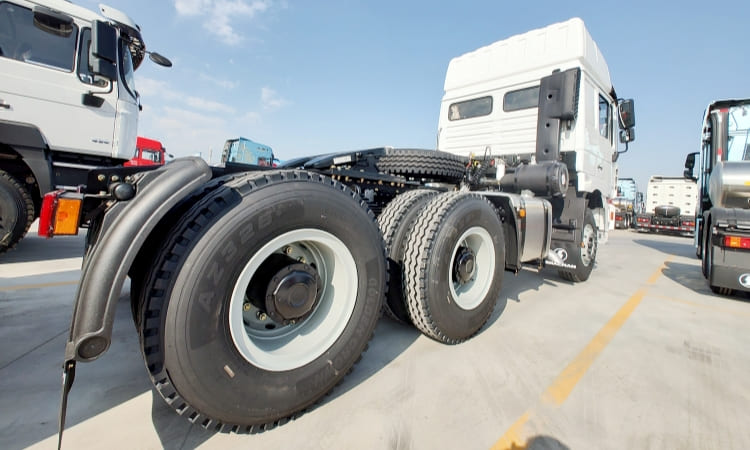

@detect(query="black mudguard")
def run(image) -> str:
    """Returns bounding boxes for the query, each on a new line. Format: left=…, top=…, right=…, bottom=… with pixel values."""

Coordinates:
left=64, top=157, right=212, bottom=363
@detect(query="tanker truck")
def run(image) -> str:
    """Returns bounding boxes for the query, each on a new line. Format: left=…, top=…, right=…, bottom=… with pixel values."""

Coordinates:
left=684, top=98, right=750, bottom=295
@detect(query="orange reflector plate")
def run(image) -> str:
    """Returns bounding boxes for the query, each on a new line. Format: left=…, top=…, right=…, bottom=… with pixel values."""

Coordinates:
left=53, top=198, right=81, bottom=235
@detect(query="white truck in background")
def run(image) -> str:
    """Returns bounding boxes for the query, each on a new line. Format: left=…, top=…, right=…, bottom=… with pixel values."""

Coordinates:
left=0, top=0, right=170, bottom=253
left=438, top=17, right=631, bottom=269
left=635, top=175, right=698, bottom=236
left=42, top=18, right=635, bottom=438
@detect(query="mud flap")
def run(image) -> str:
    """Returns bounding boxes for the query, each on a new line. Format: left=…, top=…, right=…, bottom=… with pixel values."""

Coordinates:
left=57, top=360, right=76, bottom=450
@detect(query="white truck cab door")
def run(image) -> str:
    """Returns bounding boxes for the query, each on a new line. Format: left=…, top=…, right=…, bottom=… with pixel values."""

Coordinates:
left=0, top=2, right=117, bottom=156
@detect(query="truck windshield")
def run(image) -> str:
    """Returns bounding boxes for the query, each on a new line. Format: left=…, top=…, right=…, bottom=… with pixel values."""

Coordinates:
left=726, top=105, right=750, bottom=162
left=118, top=38, right=136, bottom=99
left=145, top=149, right=161, bottom=163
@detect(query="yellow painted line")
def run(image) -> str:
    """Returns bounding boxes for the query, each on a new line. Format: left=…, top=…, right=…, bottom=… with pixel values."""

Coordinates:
left=0, top=280, right=79, bottom=292
left=653, top=293, right=750, bottom=318
left=542, top=288, right=647, bottom=405
left=491, top=412, right=530, bottom=450
left=491, top=259, right=670, bottom=449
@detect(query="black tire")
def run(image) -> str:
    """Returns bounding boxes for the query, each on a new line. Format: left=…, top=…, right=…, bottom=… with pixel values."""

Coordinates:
left=557, top=209, right=598, bottom=282
left=403, top=192, right=505, bottom=344
left=377, top=189, right=438, bottom=323
left=0, top=169, right=35, bottom=254
left=700, top=219, right=710, bottom=278
left=376, top=149, right=468, bottom=182
left=136, top=170, right=386, bottom=431
left=129, top=176, right=231, bottom=325
left=654, top=205, right=680, bottom=217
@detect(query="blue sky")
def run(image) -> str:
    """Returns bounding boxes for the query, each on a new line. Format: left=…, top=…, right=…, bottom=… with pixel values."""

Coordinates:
left=83, top=0, right=748, bottom=193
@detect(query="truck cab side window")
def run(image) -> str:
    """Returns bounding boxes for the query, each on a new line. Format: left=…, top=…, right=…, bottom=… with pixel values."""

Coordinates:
left=0, top=2, right=77, bottom=71
left=599, top=94, right=610, bottom=138
left=77, top=28, right=108, bottom=87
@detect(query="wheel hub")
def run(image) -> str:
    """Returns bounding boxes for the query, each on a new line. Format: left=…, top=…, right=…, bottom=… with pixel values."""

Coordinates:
left=453, top=246, right=476, bottom=285
left=247, top=253, right=322, bottom=325
left=268, top=264, right=321, bottom=323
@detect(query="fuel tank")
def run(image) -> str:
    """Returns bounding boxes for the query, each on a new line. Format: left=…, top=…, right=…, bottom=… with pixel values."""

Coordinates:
left=709, top=161, right=750, bottom=209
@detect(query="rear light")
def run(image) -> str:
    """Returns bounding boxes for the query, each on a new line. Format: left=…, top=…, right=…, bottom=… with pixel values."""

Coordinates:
left=38, top=191, right=83, bottom=238
left=723, top=235, right=750, bottom=249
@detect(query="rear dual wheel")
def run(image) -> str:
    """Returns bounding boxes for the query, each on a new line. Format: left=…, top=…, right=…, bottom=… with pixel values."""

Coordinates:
left=136, top=171, right=386, bottom=430
left=377, top=189, right=438, bottom=323
left=402, top=192, right=505, bottom=344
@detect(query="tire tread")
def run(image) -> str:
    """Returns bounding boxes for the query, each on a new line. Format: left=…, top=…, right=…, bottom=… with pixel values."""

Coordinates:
left=136, top=170, right=385, bottom=432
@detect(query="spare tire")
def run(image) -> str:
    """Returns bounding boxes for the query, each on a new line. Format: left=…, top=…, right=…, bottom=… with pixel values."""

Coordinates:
left=654, top=205, right=680, bottom=217
left=376, top=149, right=468, bottom=182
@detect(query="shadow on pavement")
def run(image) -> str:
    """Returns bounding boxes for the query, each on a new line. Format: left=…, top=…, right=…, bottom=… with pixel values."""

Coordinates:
left=633, top=238, right=696, bottom=259
left=0, top=234, right=86, bottom=264
left=150, top=390, right=216, bottom=449
left=662, top=261, right=750, bottom=301
left=509, top=434, right=570, bottom=449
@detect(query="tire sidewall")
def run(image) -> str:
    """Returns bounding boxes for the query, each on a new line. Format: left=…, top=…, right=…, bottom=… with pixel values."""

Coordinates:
left=385, top=190, right=436, bottom=323
left=162, top=180, right=384, bottom=423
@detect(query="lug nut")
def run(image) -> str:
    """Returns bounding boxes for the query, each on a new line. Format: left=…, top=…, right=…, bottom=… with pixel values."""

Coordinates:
left=256, top=311, right=268, bottom=321
left=243, top=303, right=251, bottom=312
left=284, top=246, right=292, bottom=255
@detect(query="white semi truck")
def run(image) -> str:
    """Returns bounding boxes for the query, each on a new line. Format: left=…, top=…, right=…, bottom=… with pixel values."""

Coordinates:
left=43, top=18, right=635, bottom=437
left=0, top=0, right=170, bottom=253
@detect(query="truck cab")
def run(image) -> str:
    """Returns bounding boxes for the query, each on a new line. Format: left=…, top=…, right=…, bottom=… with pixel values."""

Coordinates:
left=220, top=137, right=275, bottom=167
left=0, top=0, right=170, bottom=252
left=437, top=18, right=634, bottom=279
left=125, top=137, right=168, bottom=167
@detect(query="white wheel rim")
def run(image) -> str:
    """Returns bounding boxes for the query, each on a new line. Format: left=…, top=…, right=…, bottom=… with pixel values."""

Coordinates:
left=448, top=226, right=495, bottom=310
left=580, top=223, right=597, bottom=267
left=229, top=229, right=357, bottom=371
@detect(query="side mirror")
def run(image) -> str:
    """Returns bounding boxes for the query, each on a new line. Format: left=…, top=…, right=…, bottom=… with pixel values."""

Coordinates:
left=33, top=6, right=74, bottom=37
left=618, top=99, right=635, bottom=129
left=90, top=21, right=117, bottom=81
left=149, top=52, right=173, bottom=67
left=619, top=127, right=635, bottom=144
left=684, top=152, right=698, bottom=180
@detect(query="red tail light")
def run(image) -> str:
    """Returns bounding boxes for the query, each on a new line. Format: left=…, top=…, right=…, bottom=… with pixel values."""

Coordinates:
left=724, top=235, right=750, bottom=249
